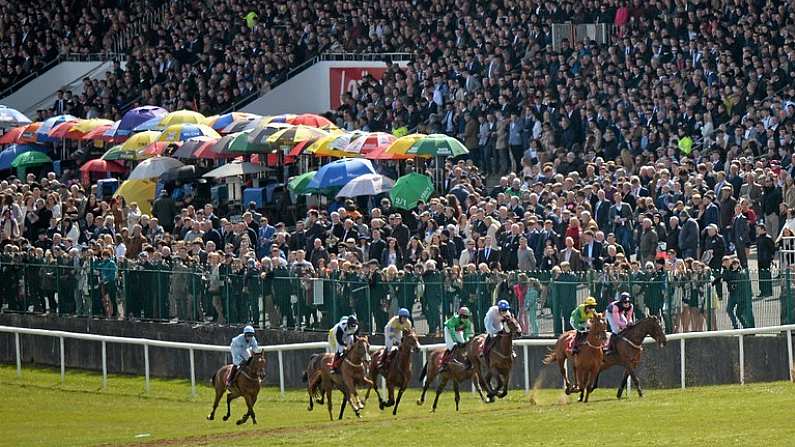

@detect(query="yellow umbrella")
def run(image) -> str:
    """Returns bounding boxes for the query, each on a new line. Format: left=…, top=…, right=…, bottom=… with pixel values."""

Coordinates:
left=113, top=179, right=156, bottom=215
left=120, top=131, right=161, bottom=151
left=306, top=133, right=362, bottom=158
left=157, top=110, right=206, bottom=129
left=265, top=125, right=328, bottom=152
left=158, top=124, right=220, bottom=142
left=384, top=133, right=429, bottom=157
left=71, top=118, right=114, bottom=134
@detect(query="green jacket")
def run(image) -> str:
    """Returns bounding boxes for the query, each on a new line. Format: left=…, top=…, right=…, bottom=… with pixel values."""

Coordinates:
left=444, top=315, right=473, bottom=342
left=569, top=304, right=596, bottom=331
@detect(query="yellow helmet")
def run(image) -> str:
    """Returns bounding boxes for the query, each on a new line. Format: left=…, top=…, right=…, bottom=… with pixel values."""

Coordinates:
left=583, top=297, right=598, bottom=307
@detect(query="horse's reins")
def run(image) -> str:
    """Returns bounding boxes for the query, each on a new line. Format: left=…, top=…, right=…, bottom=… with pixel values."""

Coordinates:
left=618, top=334, right=644, bottom=351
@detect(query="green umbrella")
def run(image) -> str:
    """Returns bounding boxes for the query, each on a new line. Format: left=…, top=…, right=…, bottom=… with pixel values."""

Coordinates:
left=11, top=150, right=52, bottom=168
left=101, top=145, right=142, bottom=161
left=287, top=170, right=317, bottom=195
left=406, top=134, right=469, bottom=157
left=228, top=131, right=254, bottom=153
left=390, top=173, right=433, bottom=210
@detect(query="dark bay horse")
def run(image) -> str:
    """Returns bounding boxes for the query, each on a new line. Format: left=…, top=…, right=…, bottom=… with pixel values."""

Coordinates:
left=365, top=329, right=420, bottom=415
left=304, top=336, right=373, bottom=420
left=598, top=316, right=667, bottom=398
left=572, top=317, right=608, bottom=402
left=417, top=341, right=488, bottom=412
left=471, top=316, right=521, bottom=401
left=207, top=349, right=267, bottom=425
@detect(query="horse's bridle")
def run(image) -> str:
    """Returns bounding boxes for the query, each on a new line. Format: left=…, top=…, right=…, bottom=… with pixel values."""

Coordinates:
left=344, top=358, right=366, bottom=369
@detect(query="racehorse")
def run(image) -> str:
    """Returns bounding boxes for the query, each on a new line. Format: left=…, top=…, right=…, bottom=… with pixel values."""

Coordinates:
left=365, top=329, right=420, bottom=415
left=543, top=316, right=606, bottom=395
left=471, top=316, right=521, bottom=401
left=572, top=316, right=608, bottom=402
left=303, top=336, right=373, bottom=420
left=417, top=340, right=488, bottom=412
left=207, top=349, right=266, bottom=425
left=597, top=316, right=667, bottom=399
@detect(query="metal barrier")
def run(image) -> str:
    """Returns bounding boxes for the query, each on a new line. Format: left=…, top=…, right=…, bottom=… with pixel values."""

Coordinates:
left=2, top=323, right=793, bottom=398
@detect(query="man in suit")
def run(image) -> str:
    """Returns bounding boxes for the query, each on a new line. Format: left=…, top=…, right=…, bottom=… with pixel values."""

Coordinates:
left=477, top=236, right=501, bottom=268
left=678, top=210, right=700, bottom=259
left=580, top=230, right=603, bottom=270
left=732, top=203, right=750, bottom=268
left=638, top=217, right=658, bottom=264
left=459, top=238, right=479, bottom=267
left=608, top=193, right=634, bottom=253
left=593, top=189, right=611, bottom=234
left=499, top=223, right=522, bottom=270
left=560, top=236, right=583, bottom=271
left=536, top=219, right=560, bottom=256
left=756, top=224, right=776, bottom=297
left=368, top=229, right=387, bottom=264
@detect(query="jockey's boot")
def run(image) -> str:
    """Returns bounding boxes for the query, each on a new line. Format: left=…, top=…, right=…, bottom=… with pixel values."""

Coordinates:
left=330, top=354, right=342, bottom=374
left=438, top=350, right=451, bottom=373
left=226, top=365, right=238, bottom=390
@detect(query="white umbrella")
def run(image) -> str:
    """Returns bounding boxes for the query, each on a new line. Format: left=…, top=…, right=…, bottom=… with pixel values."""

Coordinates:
left=335, top=173, right=395, bottom=198
left=0, top=106, right=32, bottom=128
left=128, top=156, right=184, bottom=180
left=203, top=161, right=271, bottom=179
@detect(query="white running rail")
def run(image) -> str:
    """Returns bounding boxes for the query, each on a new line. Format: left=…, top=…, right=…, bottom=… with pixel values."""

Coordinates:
left=1, top=324, right=793, bottom=397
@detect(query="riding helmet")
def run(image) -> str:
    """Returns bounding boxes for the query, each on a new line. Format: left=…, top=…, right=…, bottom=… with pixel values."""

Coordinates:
left=620, top=292, right=632, bottom=303
left=458, top=306, right=471, bottom=317
left=347, top=315, right=359, bottom=326
left=583, top=296, right=598, bottom=307
left=497, top=299, right=510, bottom=311
left=398, top=308, right=410, bottom=318
left=243, top=325, right=255, bottom=335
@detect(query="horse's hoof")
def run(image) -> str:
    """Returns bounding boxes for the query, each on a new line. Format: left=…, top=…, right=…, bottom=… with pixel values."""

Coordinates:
left=236, top=419, right=244, bottom=425
left=222, top=416, right=229, bottom=421
left=379, top=401, right=385, bottom=410
left=207, top=415, right=214, bottom=421
left=416, top=399, right=423, bottom=406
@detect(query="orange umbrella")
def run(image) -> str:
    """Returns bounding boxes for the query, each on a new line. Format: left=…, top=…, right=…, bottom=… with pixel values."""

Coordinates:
left=140, top=141, right=182, bottom=157
left=80, top=124, right=115, bottom=141
left=365, top=146, right=413, bottom=160
left=18, top=122, right=43, bottom=144
left=48, top=121, right=81, bottom=140
left=0, top=126, right=26, bottom=145
left=288, top=113, right=333, bottom=128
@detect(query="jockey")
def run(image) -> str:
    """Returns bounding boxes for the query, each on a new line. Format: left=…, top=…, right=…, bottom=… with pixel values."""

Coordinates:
left=227, top=325, right=259, bottom=389
left=379, top=308, right=413, bottom=370
left=569, top=297, right=598, bottom=354
left=329, top=315, right=359, bottom=373
left=482, top=299, right=512, bottom=359
left=441, top=307, right=474, bottom=371
left=605, top=293, right=635, bottom=353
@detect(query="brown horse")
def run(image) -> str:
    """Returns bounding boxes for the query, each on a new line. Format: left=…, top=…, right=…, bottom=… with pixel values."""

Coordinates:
left=304, top=336, right=373, bottom=420
left=416, top=341, right=488, bottom=412
left=365, top=329, right=420, bottom=415
left=471, top=316, right=521, bottom=402
left=572, top=316, right=608, bottom=402
left=207, top=349, right=266, bottom=425
left=543, top=316, right=606, bottom=395
left=597, top=316, right=667, bottom=399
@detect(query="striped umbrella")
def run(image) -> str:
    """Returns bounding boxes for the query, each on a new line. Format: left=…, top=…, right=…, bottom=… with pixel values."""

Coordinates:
left=245, top=123, right=294, bottom=152
left=344, top=132, right=396, bottom=156
left=171, top=136, right=219, bottom=159
left=266, top=126, right=328, bottom=154
left=0, top=126, right=26, bottom=145
left=0, top=106, right=31, bottom=128
left=384, top=133, right=427, bottom=157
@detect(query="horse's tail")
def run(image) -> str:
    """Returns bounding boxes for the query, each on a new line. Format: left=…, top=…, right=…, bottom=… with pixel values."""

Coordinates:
left=419, top=361, right=428, bottom=385
left=542, top=348, right=557, bottom=365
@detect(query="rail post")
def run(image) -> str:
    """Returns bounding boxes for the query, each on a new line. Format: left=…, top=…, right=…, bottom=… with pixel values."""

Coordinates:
left=189, top=348, right=196, bottom=398
left=523, top=345, right=529, bottom=394
left=787, top=329, right=793, bottom=382
left=15, top=332, right=21, bottom=377
left=680, top=338, right=685, bottom=389
left=278, top=350, right=285, bottom=398
left=101, top=341, right=107, bottom=389
left=739, top=334, right=745, bottom=385
left=59, top=336, right=65, bottom=384
left=144, top=343, right=150, bottom=393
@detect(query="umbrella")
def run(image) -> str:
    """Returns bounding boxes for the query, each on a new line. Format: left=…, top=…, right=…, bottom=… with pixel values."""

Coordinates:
left=140, top=141, right=182, bottom=157
left=330, top=130, right=367, bottom=151
left=79, top=159, right=127, bottom=174
left=128, top=156, right=184, bottom=180
left=0, top=126, right=25, bottom=145
left=158, top=124, right=220, bottom=142
left=365, top=145, right=413, bottom=160
left=101, top=145, right=146, bottom=161
left=384, top=133, right=427, bottom=157
left=102, top=121, right=122, bottom=142
left=344, top=132, right=396, bottom=155
left=0, top=106, right=32, bottom=128
left=262, top=114, right=297, bottom=124
left=287, top=113, right=334, bottom=128
left=335, top=173, right=395, bottom=198
left=287, top=171, right=317, bottom=194
left=70, top=119, right=114, bottom=141
left=266, top=126, right=328, bottom=153
left=245, top=123, right=294, bottom=152
left=120, top=130, right=161, bottom=151
left=287, top=139, right=316, bottom=158
left=0, top=144, right=47, bottom=170
left=114, top=180, right=156, bottom=214
left=307, top=158, right=377, bottom=192
left=12, top=150, right=52, bottom=168
left=157, top=110, right=206, bottom=129
left=48, top=120, right=82, bottom=139
left=81, top=123, right=115, bottom=141
left=390, top=173, right=434, bottom=210
left=18, top=122, right=43, bottom=144
left=203, top=161, right=271, bottom=179
left=37, top=114, right=78, bottom=142
left=116, top=106, right=168, bottom=138
left=132, top=116, right=163, bottom=132
left=305, top=133, right=358, bottom=158
left=171, top=136, right=218, bottom=159
left=160, top=165, right=199, bottom=183
left=407, top=134, right=469, bottom=157
left=208, top=112, right=259, bottom=132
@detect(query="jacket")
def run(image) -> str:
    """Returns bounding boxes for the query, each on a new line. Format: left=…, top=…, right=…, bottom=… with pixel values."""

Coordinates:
left=444, top=315, right=474, bottom=343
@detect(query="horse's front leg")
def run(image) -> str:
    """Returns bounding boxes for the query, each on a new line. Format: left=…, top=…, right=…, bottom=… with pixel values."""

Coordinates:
left=629, top=368, right=644, bottom=398
left=616, top=369, right=630, bottom=399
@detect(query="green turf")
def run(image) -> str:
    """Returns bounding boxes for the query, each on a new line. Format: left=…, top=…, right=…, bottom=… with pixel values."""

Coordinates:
left=1, top=364, right=794, bottom=447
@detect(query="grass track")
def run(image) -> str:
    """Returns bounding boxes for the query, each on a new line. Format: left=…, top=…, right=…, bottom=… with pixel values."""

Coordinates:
left=1, top=365, right=794, bottom=446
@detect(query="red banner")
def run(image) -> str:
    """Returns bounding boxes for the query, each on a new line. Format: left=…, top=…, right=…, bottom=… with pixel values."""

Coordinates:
left=329, top=67, right=387, bottom=110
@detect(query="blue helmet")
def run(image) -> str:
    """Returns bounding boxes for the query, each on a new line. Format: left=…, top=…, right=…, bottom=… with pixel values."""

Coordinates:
left=497, top=300, right=510, bottom=311
left=398, top=308, right=410, bottom=318
left=243, top=325, right=255, bottom=335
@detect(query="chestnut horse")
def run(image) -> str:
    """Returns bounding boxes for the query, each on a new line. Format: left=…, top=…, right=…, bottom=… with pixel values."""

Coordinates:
left=571, top=316, right=608, bottom=402
left=543, top=316, right=606, bottom=395
left=597, top=316, right=667, bottom=398
left=365, top=329, right=420, bottom=415
left=304, top=336, right=373, bottom=420
left=416, top=340, right=488, bottom=412
left=471, top=316, right=521, bottom=401
left=207, top=349, right=266, bottom=425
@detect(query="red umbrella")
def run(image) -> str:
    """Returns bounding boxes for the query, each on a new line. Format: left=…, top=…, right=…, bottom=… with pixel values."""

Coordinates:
left=364, top=146, right=413, bottom=160
left=0, top=126, right=26, bottom=145
left=81, top=124, right=114, bottom=141
left=48, top=121, right=80, bottom=140
left=141, top=141, right=182, bottom=157
left=287, top=139, right=315, bottom=158
left=287, top=113, right=333, bottom=128
left=194, top=139, right=236, bottom=159
left=79, top=159, right=128, bottom=174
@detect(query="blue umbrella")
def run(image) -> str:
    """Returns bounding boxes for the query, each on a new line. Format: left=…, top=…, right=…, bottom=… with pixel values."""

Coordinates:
left=132, top=116, right=163, bottom=132
left=36, top=114, right=77, bottom=142
left=116, top=106, right=168, bottom=138
left=0, top=144, right=47, bottom=170
left=307, top=158, right=377, bottom=192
